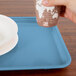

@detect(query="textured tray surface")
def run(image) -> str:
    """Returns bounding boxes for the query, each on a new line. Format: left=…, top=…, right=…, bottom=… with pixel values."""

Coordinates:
left=0, top=17, right=71, bottom=70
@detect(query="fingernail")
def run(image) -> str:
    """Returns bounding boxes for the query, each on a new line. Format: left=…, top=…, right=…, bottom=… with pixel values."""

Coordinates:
left=42, top=0, right=49, bottom=5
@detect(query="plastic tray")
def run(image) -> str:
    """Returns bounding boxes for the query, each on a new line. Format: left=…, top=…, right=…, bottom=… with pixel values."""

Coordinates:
left=0, top=17, right=71, bottom=70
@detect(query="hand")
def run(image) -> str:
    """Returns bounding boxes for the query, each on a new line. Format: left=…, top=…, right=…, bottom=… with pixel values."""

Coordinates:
left=42, top=0, right=76, bottom=23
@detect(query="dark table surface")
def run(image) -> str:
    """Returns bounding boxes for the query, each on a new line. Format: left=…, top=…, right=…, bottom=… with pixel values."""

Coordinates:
left=0, top=0, right=76, bottom=76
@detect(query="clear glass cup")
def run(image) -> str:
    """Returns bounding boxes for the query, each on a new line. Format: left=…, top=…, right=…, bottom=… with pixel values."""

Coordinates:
left=35, top=0, right=60, bottom=27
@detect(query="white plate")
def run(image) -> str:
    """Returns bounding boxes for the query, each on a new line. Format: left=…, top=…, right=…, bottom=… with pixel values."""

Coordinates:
left=0, top=14, right=18, bottom=47
left=0, top=34, right=18, bottom=56
left=0, top=15, right=18, bottom=33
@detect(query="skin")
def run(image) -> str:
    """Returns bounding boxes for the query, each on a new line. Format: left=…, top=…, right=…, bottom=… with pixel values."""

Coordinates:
left=42, top=0, right=76, bottom=23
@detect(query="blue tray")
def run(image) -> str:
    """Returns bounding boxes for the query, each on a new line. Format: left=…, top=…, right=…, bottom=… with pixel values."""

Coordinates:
left=0, top=17, right=71, bottom=70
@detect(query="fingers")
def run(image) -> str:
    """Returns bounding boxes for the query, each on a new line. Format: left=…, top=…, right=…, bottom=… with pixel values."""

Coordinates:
left=64, top=8, right=76, bottom=24
left=42, top=0, right=67, bottom=6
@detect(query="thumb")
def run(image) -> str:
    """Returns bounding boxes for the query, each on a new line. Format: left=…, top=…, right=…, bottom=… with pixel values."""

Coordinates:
left=42, top=0, right=67, bottom=6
